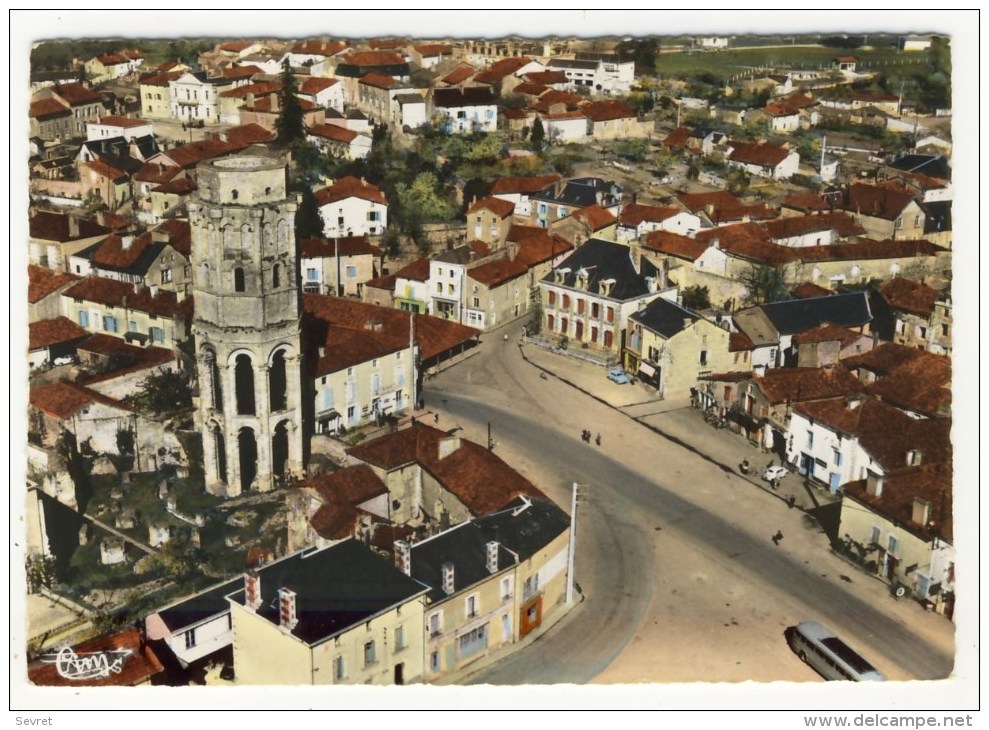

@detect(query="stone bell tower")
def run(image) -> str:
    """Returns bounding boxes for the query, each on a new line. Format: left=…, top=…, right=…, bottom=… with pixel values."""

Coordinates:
left=189, top=153, right=305, bottom=498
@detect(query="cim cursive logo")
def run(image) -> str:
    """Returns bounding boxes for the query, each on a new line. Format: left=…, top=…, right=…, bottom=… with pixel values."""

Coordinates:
left=41, top=646, right=133, bottom=681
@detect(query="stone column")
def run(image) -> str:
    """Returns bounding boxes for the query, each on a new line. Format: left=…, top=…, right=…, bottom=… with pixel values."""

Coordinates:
left=225, top=428, right=242, bottom=499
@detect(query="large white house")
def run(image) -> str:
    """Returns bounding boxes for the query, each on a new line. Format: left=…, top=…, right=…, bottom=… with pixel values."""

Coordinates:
left=169, top=72, right=220, bottom=124
left=726, top=141, right=800, bottom=180
left=432, top=87, right=498, bottom=134
left=314, top=177, right=388, bottom=238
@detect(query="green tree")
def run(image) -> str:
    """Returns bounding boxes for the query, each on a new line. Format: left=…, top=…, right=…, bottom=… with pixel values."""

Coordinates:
left=275, top=60, right=306, bottom=147
left=681, top=285, right=712, bottom=311
left=741, top=265, right=789, bottom=305
left=295, top=185, right=323, bottom=241
left=531, top=116, right=546, bottom=152
left=128, top=370, right=193, bottom=416
left=725, top=168, right=751, bottom=196
left=394, top=172, right=456, bottom=223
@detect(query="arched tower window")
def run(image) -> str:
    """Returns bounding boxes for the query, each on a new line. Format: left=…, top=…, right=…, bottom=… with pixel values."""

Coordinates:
left=272, top=420, right=289, bottom=480
left=234, top=267, right=246, bottom=292
left=238, top=427, right=257, bottom=492
left=235, top=354, right=256, bottom=415
left=272, top=263, right=281, bottom=289
left=269, top=349, right=288, bottom=412
left=212, top=423, right=227, bottom=484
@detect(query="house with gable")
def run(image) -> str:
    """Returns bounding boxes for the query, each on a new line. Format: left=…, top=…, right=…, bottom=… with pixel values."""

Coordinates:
left=833, top=182, right=926, bottom=241
left=29, top=380, right=140, bottom=456
left=733, top=291, right=873, bottom=369
left=616, top=203, right=701, bottom=243
left=402, top=496, right=570, bottom=680
left=168, top=72, right=222, bottom=124
left=839, top=463, right=954, bottom=616
left=432, top=86, right=498, bottom=134
left=314, top=176, right=388, bottom=238
left=725, top=140, right=800, bottom=180
left=29, top=211, right=111, bottom=273
left=581, top=99, right=644, bottom=140
left=428, top=242, right=490, bottom=322
left=624, top=297, right=733, bottom=398
left=306, top=123, right=372, bottom=160
left=540, top=238, right=676, bottom=357
left=300, top=235, right=383, bottom=297
left=299, top=76, right=345, bottom=114
left=82, top=228, right=191, bottom=294
left=792, top=323, right=875, bottom=368
left=41, top=83, right=105, bottom=139
left=490, top=174, right=562, bottom=220
left=29, top=265, right=80, bottom=322
left=466, top=196, right=516, bottom=247
left=873, top=277, right=951, bottom=356
left=227, top=539, right=429, bottom=685
left=464, top=256, right=530, bottom=331
left=529, top=177, right=623, bottom=230
left=842, top=343, right=951, bottom=420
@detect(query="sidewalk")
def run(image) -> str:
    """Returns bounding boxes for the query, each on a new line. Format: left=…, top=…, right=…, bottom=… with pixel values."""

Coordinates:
left=519, top=340, right=838, bottom=514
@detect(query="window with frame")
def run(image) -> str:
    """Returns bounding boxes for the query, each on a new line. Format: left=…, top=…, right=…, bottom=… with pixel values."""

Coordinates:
left=870, top=525, right=881, bottom=546
left=333, top=655, right=346, bottom=681
left=430, top=651, right=440, bottom=673
left=428, top=611, right=442, bottom=636
left=150, top=326, right=165, bottom=344
left=363, top=640, right=377, bottom=667
left=394, top=625, right=406, bottom=651
left=346, top=265, right=357, bottom=278
left=184, top=628, right=196, bottom=649
left=466, top=593, right=479, bottom=618
left=161, top=268, right=172, bottom=284
left=807, top=430, right=814, bottom=448
left=500, top=576, right=512, bottom=601
left=887, top=534, right=900, bottom=556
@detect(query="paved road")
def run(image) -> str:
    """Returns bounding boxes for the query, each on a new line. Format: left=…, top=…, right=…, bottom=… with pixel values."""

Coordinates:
left=425, top=332, right=955, bottom=685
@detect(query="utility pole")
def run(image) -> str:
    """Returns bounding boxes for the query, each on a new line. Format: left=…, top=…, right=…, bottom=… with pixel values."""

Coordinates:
left=487, top=421, right=494, bottom=451
left=565, top=482, right=587, bottom=604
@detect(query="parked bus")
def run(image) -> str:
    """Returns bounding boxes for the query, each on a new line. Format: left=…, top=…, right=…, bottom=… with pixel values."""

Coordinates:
left=785, top=621, right=885, bottom=681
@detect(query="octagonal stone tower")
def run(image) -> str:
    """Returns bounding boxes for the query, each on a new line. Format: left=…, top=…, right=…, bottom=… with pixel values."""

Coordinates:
left=189, top=153, right=304, bottom=497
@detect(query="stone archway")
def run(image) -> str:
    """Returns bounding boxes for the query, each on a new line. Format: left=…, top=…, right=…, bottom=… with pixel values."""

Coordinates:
left=272, top=420, right=290, bottom=481
left=238, top=427, right=258, bottom=493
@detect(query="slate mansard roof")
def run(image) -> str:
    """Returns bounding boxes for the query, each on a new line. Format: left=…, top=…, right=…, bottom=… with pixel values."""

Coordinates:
left=543, top=238, right=665, bottom=302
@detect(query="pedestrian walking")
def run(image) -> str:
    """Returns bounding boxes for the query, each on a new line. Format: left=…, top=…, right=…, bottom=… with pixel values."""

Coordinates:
left=772, top=530, right=784, bottom=546
left=595, top=433, right=601, bottom=446
left=787, top=495, right=796, bottom=509
left=434, top=413, right=439, bottom=424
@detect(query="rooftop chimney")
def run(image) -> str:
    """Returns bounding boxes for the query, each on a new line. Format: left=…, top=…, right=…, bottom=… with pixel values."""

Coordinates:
left=441, top=562, right=455, bottom=595
left=394, top=540, right=411, bottom=575
left=912, top=498, right=931, bottom=526
left=271, top=91, right=280, bottom=113
left=438, top=437, right=462, bottom=460
left=244, top=571, right=262, bottom=612
left=277, top=587, right=298, bottom=631
left=865, top=471, right=884, bottom=498
left=683, top=317, right=693, bottom=330
left=485, top=541, right=499, bottom=574
left=845, top=395, right=862, bottom=410
left=645, top=275, right=657, bottom=293
left=121, top=235, right=135, bottom=250
left=67, top=215, right=80, bottom=238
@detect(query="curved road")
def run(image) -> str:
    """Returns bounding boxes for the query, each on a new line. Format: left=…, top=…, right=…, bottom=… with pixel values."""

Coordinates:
left=425, top=333, right=955, bottom=685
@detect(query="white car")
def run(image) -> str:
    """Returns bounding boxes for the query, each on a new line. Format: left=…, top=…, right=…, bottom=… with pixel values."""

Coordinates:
left=763, top=465, right=788, bottom=482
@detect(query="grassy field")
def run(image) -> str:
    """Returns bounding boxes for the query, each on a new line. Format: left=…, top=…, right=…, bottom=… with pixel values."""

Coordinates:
left=654, top=45, right=929, bottom=80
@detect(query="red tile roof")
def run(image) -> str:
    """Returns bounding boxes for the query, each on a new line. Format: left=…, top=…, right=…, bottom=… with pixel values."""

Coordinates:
left=359, top=72, right=397, bottom=90
left=308, top=465, right=390, bottom=540
left=843, top=462, right=952, bottom=543
left=152, top=177, right=197, bottom=195
left=783, top=191, right=834, bottom=213
left=302, top=294, right=479, bottom=363
left=30, top=380, right=132, bottom=419
left=90, top=233, right=156, bottom=271
left=858, top=416, right=952, bottom=471
left=795, top=238, right=946, bottom=263
left=619, top=203, right=683, bottom=227
left=153, top=219, right=192, bottom=256
left=792, top=323, right=869, bottom=347
left=221, top=64, right=263, bottom=79
left=134, top=161, right=182, bottom=185
left=367, top=39, right=409, bottom=50
left=754, top=366, right=864, bottom=405
left=63, top=277, right=193, bottom=320
left=51, top=82, right=102, bottom=106
left=29, top=212, right=110, bottom=243
left=291, top=39, right=349, bottom=57
left=96, top=52, right=129, bottom=66
left=878, top=277, right=940, bottom=317
left=761, top=211, right=864, bottom=240
left=414, top=43, right=453, bottom=57
left=541, top=110, right=585, bottom=121
left=78, top=335, right=176, bottom=386
left=791, top=282, right=834, bottom=299
left=441, top=64, right=476, bottom=86
left=468, top=257, right=528, bottom=287
left=467, top=196, right=515, bottom=218
left=218, top=81, right=282, bottom=99
left=524, top=70, right=568, bottom=85
left=29, top=316, right=89, bottom=350
left=846, top=345, right=951, bottom=418
left=530, top=89, right=583, bottom=114
left=139, top=70, right=185, bottom=88
left=727, top=140, right=793, bottom=167
left=474, top=56, right=533, bottom=85
left=300, top=236, right=382, bottom=258
left=506, top=225, right=573, bottom=267
left=311, top=322, right=407, bottom=375
left=663, top=126, right=691, bottom=149
left=837, top=182, right=916, bottom=220
left=85, top=158, right=129, bottom=182
left=348, top=422, right=546, bottom=515
left=580, top=99, right=637, bottom=122
left=676, top=189, right=743, bottom=213
left=852, top=91, right=899, bottom=104
left=642, top=230, right=708, bottom=261
left=218, top=41, right=255, bottom=53
left=764, top=101, right=802, bottom=118
left=28, top=265, right=79, bottom=303
left=29, top=98, right=70, bottom=119
left=491, top=174, right=561, bottom=196
left=569, top=203, right=617, bottom=231
left=300, top=76, right=340, bottom=94
left=224, top=123, right=276, bottom=147
left=344, top=51, right=405, bottom=67
left=28, top=628, right=163, bottom=687
left=512, top=82, right=550, bottom=97
left=695, top=223, right=798, bottom=265
left=243, top=95, right=317, bottom=113
left=392, top=257, right=432, bottom=282
left=729, top=330, right=755, bottom=352
left=794, top=395, right=912, bottom=439
left=95, top=115, right=148, bottom=128
left=315, top=176, right=387, bottom=207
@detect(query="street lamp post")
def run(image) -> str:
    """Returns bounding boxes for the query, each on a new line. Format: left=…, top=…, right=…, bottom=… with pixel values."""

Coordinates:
left=566, top=482, right=587, bottom=604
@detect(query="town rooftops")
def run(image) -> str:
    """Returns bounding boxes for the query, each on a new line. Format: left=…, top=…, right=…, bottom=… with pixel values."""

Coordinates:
left=642, top=230, right=708, bottom=262
left=630, top=297, right=701, bottom=339
left=663, top=126, right=691, bottom=149
left=304, top=465, right=390, bottom=540
left=50, top=82, right=102, bottom=106
left=490, top=174, right=561, bottom=196
left=29, top=380, right=132, bottom=419
left=29, top=212, right=111, bottom=243
left=95, top=115, right=149, bottom=128
left=467, top=196, right=515, bottom=219
left=408, top=496, right=569, bottom=603
left=392, top=257, right=432, bottom=283
left=761, top=211, right=865, bottom=240
left=794, top=238, right=946, bottom=263
left=843, top=462, right=952, bottom=543
left=505, top=225, right=573, bottom=267
left=467, top=257, right=528, bottom=288
left=359, top=72, right=398, bottom=90
left=619, top=203, right=683, bottom=228
left=524, top=70, right=568, bottom=85
left=580, top=99, right=637, bottom=122
left=30, top=98, right=72, bottom=120
left=77, top=335, right=176, bottom=387
left=760, top=291, right=872, bottom=336
left=532, top=177, right=621, bottom=208
left=836, top=182, right=917, bottom=220
left=29, top=316, right=89, bottom=351
left=291, top=39, right=349, bottom=57
left=28, top=265, right=80, bottom=303
left=843, top=343, right=951, bottom=418
left=441, top=64, right=476, bottom=86
left=63, top=277, right=193, bottom=320
left=878, top=277, right=941, bottom=317
left=792, top=323, right=870, bottom=348
left=414, top=43, right=453, bottom=57
left=474, top=56, right=534, bottom=85
left=299, top=76, right=340, bottom=94
left=727, top=140, right=793, bottom=168
left=314, top=176, right=387, bottom=206
left=791, top=282, right=834, bottom=299
left=348, top=422, right=546, bottom=516
left=569, top=203, right=617, bottom=232
left=88, top=233, right=165, bottom=274
left=544, top=238, right=665, bottom=301
left=753, top=366, right=864, bottom=405
left=226, top=539, right=429, bottom=646
left=432, top=86, right=497, bottom=108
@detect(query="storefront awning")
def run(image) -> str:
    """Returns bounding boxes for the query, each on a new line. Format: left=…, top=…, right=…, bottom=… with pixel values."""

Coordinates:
left=638, top=361, right=656, bottom=377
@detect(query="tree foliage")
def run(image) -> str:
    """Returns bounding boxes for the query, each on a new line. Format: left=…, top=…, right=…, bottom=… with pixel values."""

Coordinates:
left=294, top=184, right=324, bottom=241
left=394, top=172, right=456, bottom=224
left=681, top=285, right=712, bottom=311
left=275, top=60, right=306, bottom=147
left=530, top=116, right=546, bottom=151
left=741, top=266, right=789, bottom=305
left=128, top=369, right=193, bottom=416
